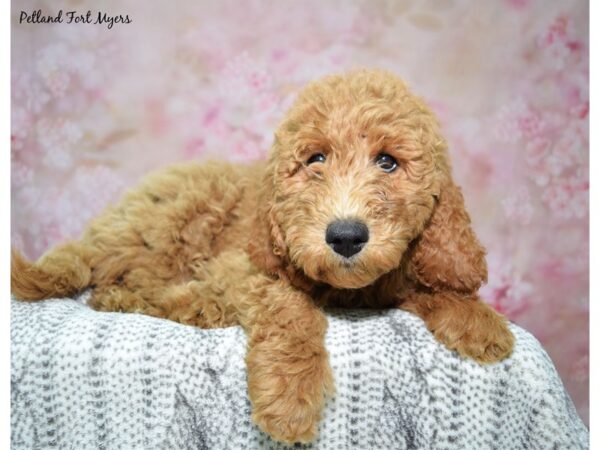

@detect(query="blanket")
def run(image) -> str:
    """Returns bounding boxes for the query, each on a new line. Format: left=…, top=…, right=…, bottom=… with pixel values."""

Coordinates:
left=11, top=294, right=588, bottom=449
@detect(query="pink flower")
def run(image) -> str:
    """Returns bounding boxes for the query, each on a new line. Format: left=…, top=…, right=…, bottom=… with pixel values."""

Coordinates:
left=481, top=252, right=534, bottom=317
left=494, top=99, right=545, bottom=142
left=12, top=74, right=51, bottom=116
left=571, top=101, right=589, bottom=119
left=231, top=138, right=265, bottom=161
left=35, top=119, right=83, bottom=171
left=523, top=114, right=586, bottom=190
left=183, top=137, right=207, bottom=159
left=524, top=137, right=551, bottom=168
left=501, top=187, right=534, bottom=225
left=537, top=16, right=583, bottom=70
left=537, top=16, right=576, bottom=48
left=11, top=160, right=33, bottom=187
left=13, top=165, right=127, bottom=258
left=541, top=172, right=588, bottom=219
left=220, top=52, right=273, bottom=98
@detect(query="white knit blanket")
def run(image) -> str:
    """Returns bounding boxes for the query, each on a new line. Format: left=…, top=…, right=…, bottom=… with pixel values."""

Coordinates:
left=11, top=295, right=588, bottom=450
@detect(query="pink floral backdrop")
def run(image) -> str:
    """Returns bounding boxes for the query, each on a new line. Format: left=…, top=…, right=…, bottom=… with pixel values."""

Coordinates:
left=11, top=0, right=588, bottom=423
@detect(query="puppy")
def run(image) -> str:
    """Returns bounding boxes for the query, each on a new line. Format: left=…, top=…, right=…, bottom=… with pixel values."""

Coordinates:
left=12, top=69, right=514, bottom=444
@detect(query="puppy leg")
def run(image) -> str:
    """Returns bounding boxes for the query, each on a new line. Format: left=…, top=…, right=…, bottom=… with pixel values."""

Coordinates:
left=89, top=286, right=162, bottom=317
left=11, top=243, right=92, bottom=301
left=90, top=250, right=258, bottom=327
left=239, top=278, right=334, bottom=444
left=90, top=281, right=238, bottom=329
left=399, top=291, right=514, bottom=363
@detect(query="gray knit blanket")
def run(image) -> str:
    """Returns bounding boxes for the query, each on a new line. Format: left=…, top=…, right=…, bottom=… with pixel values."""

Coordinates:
left=11, top=295, right=588, bottom=450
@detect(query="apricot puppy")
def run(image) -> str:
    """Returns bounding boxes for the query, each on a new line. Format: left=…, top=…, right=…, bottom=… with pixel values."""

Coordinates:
left=12, top=69, right=514, bottom=444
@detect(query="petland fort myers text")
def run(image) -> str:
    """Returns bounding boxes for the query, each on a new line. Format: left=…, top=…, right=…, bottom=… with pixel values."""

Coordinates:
left=19, top=9, right=131, bottom=29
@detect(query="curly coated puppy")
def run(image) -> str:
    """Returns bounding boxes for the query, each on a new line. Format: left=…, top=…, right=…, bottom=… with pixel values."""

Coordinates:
left=12, top=69, right=514, bottom=444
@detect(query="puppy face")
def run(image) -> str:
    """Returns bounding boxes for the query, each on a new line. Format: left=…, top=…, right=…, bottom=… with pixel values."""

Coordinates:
left=268, top=70, right=447, bottom=289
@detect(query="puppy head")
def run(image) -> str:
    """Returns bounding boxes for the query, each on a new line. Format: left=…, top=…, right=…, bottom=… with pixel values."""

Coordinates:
left=249, top=69, right=486, bottom=292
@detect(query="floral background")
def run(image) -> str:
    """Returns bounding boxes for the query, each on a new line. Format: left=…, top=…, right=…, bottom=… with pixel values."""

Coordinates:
left=11, top=0, right=589, bottom=424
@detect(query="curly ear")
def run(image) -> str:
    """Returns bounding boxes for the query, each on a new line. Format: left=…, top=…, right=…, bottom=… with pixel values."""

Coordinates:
left=247, top=166, right=287, bottom=277
left=407, top=178, right=487, bottom=293
left=247, top=159, right=315, bottom=291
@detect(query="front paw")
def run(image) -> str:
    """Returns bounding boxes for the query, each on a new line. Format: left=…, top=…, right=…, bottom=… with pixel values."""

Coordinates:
left=247, top=350, right=334, bottom=443
left=431, top=303, right=515, bottom=364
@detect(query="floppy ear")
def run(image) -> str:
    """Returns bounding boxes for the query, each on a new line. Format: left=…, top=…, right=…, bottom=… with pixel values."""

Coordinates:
left=246, top=161, right=314, bottom=291
left=407, top=177, right=487, bottom=293
left=247, top=165, right=286, bottom=277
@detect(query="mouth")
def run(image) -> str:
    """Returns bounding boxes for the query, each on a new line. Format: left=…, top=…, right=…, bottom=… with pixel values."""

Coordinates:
left=311, top=255, right=377, bottom=290
left=340, top=258, right=356, bottom=269
left=336, top=253, right=362, bottom=270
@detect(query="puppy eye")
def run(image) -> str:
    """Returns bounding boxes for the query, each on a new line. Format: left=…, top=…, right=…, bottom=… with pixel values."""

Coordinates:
left=375, top=153, right=398, bottom=173
left=307, top=153, right=326, bottom=165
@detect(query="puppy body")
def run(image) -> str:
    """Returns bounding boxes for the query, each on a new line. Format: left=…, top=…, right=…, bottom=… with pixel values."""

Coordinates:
left=13, top=162, right=259, bottom=321
left=12, top=69, right=514, bottom=444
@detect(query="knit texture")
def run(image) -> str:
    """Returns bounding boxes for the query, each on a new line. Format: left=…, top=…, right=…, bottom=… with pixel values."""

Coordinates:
left=11, top=295, right=588, bottom=449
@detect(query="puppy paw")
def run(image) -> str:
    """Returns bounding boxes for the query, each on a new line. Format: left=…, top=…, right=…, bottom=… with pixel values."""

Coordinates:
left=431, top=304, right=515, bottom=364
left=248, top=351, right=334, bottom=444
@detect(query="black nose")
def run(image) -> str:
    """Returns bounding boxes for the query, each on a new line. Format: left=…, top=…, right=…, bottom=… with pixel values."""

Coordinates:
left=325, top=220, right=369, bottom=258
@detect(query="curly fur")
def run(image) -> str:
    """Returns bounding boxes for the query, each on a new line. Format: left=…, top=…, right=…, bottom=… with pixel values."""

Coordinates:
left=11, top=69, right=514, bottom=444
